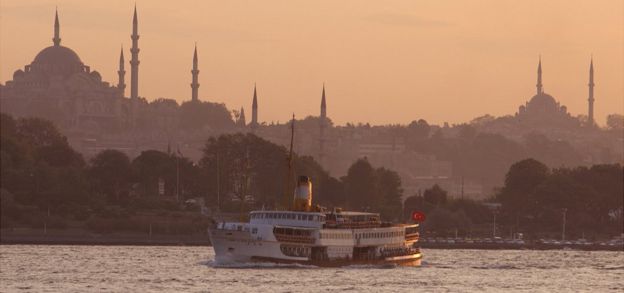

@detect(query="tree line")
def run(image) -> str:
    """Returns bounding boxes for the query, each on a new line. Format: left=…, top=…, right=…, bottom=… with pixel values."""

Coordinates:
left=2, top=113, right=621, bottom=238
left=0, top=114, right=405, bottom=233
left=402, top=159, right=622, bottom=239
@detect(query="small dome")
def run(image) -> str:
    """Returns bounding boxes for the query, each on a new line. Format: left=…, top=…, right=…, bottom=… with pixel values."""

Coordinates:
left=13, top=69, right=24, bottom=80
left=90, top=71, right=102, bottom=82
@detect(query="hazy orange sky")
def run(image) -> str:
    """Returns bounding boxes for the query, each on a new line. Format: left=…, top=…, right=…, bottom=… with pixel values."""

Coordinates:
left=1, top=0, right=623, bottom=126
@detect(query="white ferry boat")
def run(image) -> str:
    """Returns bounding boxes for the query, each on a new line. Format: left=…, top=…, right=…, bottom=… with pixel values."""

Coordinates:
left=208, top=176, right=422, bottom=267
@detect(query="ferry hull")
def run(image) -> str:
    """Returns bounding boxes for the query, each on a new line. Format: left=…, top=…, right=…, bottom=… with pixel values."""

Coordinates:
left=250, top=253, right=422, bottom=267
left=209, top=227, right=422, bottom=267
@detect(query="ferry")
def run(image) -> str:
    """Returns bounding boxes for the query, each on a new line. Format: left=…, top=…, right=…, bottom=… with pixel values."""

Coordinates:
left=208, top=176, right=422, bottom=267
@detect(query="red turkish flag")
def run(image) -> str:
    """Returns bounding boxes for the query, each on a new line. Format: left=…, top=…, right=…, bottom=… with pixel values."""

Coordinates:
left=411, top=211, right=426, bottom=222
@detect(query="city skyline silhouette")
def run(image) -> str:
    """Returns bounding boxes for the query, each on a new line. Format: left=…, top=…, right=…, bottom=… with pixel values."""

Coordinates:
left=1, top=0, right=622, bottom=126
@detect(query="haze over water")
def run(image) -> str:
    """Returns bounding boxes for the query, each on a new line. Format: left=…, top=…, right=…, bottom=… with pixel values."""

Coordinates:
left=1, top=245, right=622, bottom=292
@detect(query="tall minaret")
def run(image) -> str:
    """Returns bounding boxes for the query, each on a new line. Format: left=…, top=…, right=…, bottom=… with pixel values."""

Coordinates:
left=588, top=58, right=595, bottom=126
left=118, top=46, right=126, bottom=95
left=191, top=44, right=200, bottom=102
left=536, top=57, right=543, bottom=95
left=319, top=84, right=327, bottom=165
left=321, top=84, right=327, bottom=119
left=251, top=84, right=258, bottom=128
left=130, top=5, right=140, bottom=100
left=53, top=8, right=61, bottom=46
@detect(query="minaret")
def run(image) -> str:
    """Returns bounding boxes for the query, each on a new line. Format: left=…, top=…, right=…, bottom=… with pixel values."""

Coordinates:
left=588, top=58, right=595, bottom=126
left=251, top=84, right=258, bottom=128
left=53, top=8, right=61, bottom=46
left=191, top=44, right=200, bottom=102
left=118, top=46, right=126, bottom=95
left=536, top=57, right=543, bottom=95
left=239, top=107, right=246, bottom=126
left=130, top=5, right=140, bottom=100
left=319, top=84, right=327, bottom=166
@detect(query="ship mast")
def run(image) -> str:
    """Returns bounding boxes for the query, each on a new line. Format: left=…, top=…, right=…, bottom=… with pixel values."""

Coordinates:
left=283, top=114, right=295, bottom=209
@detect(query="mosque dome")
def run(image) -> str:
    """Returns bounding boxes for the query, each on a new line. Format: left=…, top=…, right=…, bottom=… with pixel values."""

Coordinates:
left=33, top=46, right=83, bottom=66
left=527, top=92, right=558, bottom=111
left=30, top=45, right=85, bottom=77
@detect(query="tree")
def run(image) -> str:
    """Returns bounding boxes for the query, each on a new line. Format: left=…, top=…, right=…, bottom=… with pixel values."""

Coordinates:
left=0, top=115, right=88, bottom=207
left=89, top=150, right=133, bottom=203
left=132, top=150, right=172, bottom=197
left=424, top=184, right=447, bottom=207
left=15, top=117, right=68, bottom=149
left=200, top=133, right=289, bottom=210
left=343, top=158, right=377, bottom=210
left=497, top=158, right=549, bottom=222
left=375, top=167, right=403, bottom=220
left=403, top=195, right=426, bottom=220
left=199, top=133, right=338, bottom=211
left=408, top=119, right=430, bottom=137
left=502, top=158, right=549, bottom=195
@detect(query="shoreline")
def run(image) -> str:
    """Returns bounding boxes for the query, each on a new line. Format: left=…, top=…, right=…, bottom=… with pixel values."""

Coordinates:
left=0, top=230, right=211, bottom=246
left=2, top=233, right=622, bottom=251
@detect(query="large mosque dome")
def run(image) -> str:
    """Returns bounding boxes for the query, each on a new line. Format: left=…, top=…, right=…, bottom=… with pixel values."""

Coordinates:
left=33, top=45, right=83, bottom=67
left=526, top=92, right=559, bottom=112
left=30, top=45, right=85, bottom=77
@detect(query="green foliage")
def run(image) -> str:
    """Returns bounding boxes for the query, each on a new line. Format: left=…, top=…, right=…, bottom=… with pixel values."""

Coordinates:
left=344, top=158, right=377, bottom=209
left=497, top=159, right=623, bottom=237
left=421, top=207, right=473, bottom=236
left=89, top=150, right=133, bottom=203
left=199, top=133, right=340, bottom=210
left=131, top=150, right=198, bottom=200
left=424, top=184, right=447, bottom=207
left=342, top=158, right=404, bottom=220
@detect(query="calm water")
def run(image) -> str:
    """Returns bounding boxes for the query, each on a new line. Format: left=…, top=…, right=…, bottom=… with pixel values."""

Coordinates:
left=1, top=245, right=622, bottom=292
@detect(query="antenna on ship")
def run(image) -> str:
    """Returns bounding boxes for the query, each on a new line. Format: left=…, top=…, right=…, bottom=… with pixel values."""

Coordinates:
left=240, top=146, right=251, bottom=222
left=283, top=113, right=295, bottom=210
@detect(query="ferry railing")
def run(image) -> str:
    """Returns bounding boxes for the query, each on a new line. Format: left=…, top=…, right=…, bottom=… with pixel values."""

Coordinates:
left=274, top=234, right=315, bottom=244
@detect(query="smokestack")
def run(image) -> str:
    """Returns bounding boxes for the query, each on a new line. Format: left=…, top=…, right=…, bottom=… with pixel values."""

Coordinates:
left=293, top=176, right=312, bottom=211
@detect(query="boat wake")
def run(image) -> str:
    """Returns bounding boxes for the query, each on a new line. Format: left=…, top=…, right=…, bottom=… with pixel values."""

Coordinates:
left=202, top=259, right=318, bottom=269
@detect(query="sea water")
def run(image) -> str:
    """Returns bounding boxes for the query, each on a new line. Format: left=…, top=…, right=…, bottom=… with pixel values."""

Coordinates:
left=0, top=245, right=622, bottom=292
